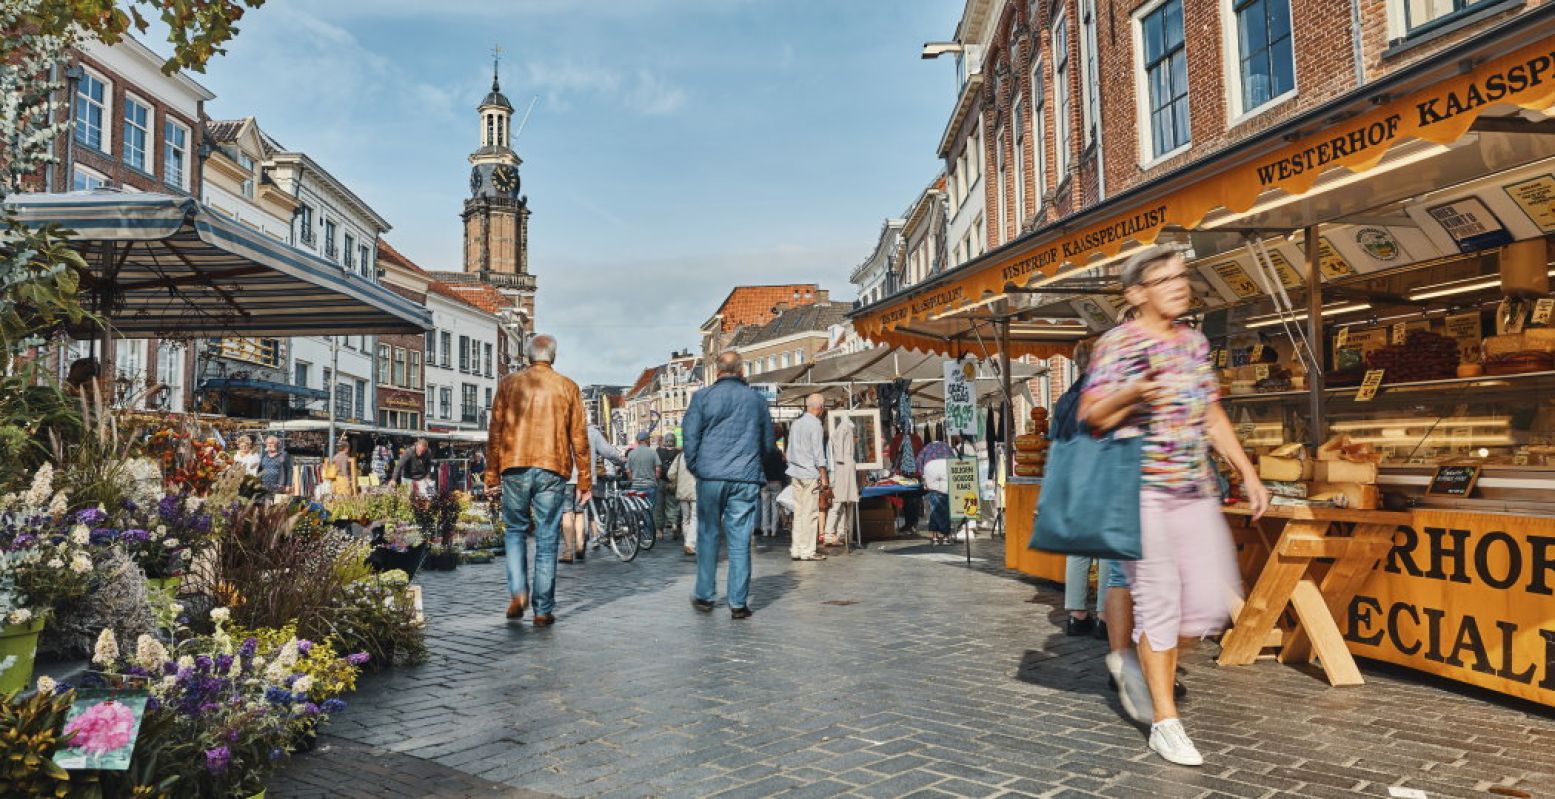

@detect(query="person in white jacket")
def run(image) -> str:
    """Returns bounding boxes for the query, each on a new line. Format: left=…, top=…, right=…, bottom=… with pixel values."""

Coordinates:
left=667, top=451, right=697, bottom=556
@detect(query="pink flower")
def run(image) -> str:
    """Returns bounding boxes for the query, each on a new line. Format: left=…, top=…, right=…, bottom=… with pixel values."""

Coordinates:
left=63, top=700, right=136, bottom=755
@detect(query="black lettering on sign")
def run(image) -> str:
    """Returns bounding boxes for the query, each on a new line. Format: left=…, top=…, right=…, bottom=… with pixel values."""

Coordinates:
left=1497, top=621, right=1536, bottom=684
left=1418, top=52, right=1555, bottom=126
left=1530, top=536, right=1555, bottom=596
left=1254, top=115, right=1402, bottom=187
left=1386, top=525, right=1424, bottom=577
left=1474, top=531, right=1522, bottom=590
left=1444, top=616, right=1497, bottom=675
left=1540, top=629, right=1555, bottom=691
left=1388, top=602, right=1422, bottom=656
left=1423, top=606, right=1449, bottom=663
left=1346, top=595, right=1385, bottom=645
left=1424, top=527, right=1473, bottom=583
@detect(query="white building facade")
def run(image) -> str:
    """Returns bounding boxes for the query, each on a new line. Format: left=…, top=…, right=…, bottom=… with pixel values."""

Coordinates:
left=850, top=219, right=903, bottom=308
left=422, top=287, right=499, bottom=434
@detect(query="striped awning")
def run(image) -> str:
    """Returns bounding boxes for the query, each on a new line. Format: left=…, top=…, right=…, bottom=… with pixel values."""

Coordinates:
left=2, top=192, right=431, bottom=337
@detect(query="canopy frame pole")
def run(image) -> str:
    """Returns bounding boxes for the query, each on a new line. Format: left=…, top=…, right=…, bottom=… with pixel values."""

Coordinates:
left=999, top=319, right=1013, bottom=482
left=1304, top=225, right=1328, bottom=445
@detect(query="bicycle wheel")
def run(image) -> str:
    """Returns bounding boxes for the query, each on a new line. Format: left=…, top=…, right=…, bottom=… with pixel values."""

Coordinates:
left=606, top=500, right=640, bottom=562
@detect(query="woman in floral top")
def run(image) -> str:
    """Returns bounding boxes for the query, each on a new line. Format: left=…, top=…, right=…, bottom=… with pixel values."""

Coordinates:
left=1080, top=245, right=1269, bottom=767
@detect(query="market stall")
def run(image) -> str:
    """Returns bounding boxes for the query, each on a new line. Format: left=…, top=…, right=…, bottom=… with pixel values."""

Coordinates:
left=850, top=17, right=1555, bottom=706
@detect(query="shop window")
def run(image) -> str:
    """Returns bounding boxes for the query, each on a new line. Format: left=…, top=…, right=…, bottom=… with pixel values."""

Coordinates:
left=1232, top=0, right=1295, bottom=116
left=1052, top=10, right=1072, bottom=177
left=1404, top=0, right=1494, bottom=35
left=164, top=120, right=189, bottom=190
left=122, top=96, right=151, bottom=172
left=74, top=70, right=109, bottom=153
left=1137, top=0, right=1190, bottom=159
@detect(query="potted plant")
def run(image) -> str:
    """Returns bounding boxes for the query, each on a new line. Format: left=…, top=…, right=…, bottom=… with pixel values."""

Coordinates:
left=0, top=466, right=95, bottom=693
left=412, top=489, right=462, bottom=571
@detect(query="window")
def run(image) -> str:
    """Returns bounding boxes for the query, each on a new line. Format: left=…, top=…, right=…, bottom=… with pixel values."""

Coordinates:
left=344, top=234, right=356, bottom=269
left=409, top=412, right=420, bottom=431
left=1080, top=0, right=1102, bottom=146
left=427, top=385, right=437, bottom=417
left=1232, top=0, right=1294, bottom=115
left=156, top=341, right=182, bottom=405
left=425, top=331, right=436, bottom=359
left=483, top=342, right=493, bottom=377
left=164, top=120, right=189, bottom=190
left=74, top=71, right=109, bottom=153
left=461, top=384, right=478, bottom=422
left=409, top=351, right=421, bottom=389
left=1013, top=97, right=1027, bottom=223
left=1404, top=0, right=1493, bottom=35
left=766, top=355, right=776, bottom=372
left=458, top=335, right=471, bottom=372
left=122, top=96, right=151, bottom=172
left=1139, top=0, right=1189, bottom=159
left=393, top=347, right=407, bottom=387
left=994, top=124, right=1007, bottom=244
left=298, top=206, right=315, bottom=246
left=238, top=152, right=256, bottom=198
left=1052, top=11, right=1072, bottom=178
left=359, top=245, right=371, bottom=277
left=72, top=167, right=107, bottom=191
left=440, top=387, right=453, bottom=419
left=376, top=344, right=390, bottom=382
left=354, top=379, right=367, bottom=420
left=796, top=349, right=805, bottom=364
left=485, top=387, right=493, bottom=410
left=780, top=353, right=791, bottom=369
left=440, top=332, right=451, bottom=367
left=295, top=360, right=311, bottom=387
left=335, top=381, right=352, bottom=420
left=323, top=219, right=338, bottom=260
left=1032, top=62, right=1048, bottom=202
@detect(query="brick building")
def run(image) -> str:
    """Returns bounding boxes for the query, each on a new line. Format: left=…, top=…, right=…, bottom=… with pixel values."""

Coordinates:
left=698, top=284, right=827, bottom=375
left=375, top=240, right=431, bottom=432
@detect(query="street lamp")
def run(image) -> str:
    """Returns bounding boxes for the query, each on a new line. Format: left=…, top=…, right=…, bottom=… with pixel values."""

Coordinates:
left=921, top=42, right=964, bottom=59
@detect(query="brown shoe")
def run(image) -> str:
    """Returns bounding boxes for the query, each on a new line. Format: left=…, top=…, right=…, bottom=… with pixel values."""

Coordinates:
left=559, top=556, right=574, bottom=564
left=506, top=593, right=528, bottom=619
left=533, top=613, right=555, bottom=627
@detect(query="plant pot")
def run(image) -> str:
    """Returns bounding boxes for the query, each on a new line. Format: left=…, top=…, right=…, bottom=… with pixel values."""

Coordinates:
left=247, top=790, right=266, bottom=799
left=0, top=617, right=46, bottom=694
left=426, top=552, right=459, bottom=571
left=146, top=575, right=182, bottom=595
left=366, top=543, right=428, bottom=578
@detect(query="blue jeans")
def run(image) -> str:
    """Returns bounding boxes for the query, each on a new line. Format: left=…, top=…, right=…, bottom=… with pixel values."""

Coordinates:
left=694, top=479, right=760, bottom=609
left=501, top=468, right=567, bottom=615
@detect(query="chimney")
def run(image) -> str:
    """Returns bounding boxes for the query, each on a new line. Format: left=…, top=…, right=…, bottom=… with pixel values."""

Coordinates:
left=815, top=289, right=830, bottom=303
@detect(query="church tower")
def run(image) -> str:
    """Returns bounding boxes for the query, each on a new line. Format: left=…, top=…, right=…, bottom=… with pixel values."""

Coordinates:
left=462, top=57, right=535, bottom=298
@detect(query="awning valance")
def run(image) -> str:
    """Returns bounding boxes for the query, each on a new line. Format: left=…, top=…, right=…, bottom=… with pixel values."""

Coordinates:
left=854, top=22, right=1555, bottom=351
left=198, top=378, right=328, bottom=401
left=2, top=192, right=432, bottom=337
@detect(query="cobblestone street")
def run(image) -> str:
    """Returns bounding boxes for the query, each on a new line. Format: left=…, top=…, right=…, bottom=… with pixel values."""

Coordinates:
left=271, top=537, right=1555, bottom=799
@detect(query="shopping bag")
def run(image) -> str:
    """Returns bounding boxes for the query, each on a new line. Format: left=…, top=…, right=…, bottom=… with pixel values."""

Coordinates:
left=775, top=484, right=795, bottom=512
left=1030, top=431, right=1144, bottom=560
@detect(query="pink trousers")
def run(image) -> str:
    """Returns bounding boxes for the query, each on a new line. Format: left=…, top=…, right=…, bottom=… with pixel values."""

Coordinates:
left=1123, top=489, right=1243, bottom=650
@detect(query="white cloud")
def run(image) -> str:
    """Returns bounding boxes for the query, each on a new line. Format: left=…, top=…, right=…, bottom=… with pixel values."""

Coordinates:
left=627, top=70, right=687, bottom=116
left=522, top=59, right=687, bottom=117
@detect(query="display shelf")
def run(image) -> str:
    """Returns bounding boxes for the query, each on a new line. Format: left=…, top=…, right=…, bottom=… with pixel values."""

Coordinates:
left=1221, top=369, right=1555, bottom=404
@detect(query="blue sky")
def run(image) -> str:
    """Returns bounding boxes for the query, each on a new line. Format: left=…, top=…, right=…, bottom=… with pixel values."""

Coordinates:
left=167, top=0, right=958, bottom=385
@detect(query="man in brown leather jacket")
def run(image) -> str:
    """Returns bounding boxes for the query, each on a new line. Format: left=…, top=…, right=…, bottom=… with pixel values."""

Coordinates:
left=485, top=334, right=590, bottom=627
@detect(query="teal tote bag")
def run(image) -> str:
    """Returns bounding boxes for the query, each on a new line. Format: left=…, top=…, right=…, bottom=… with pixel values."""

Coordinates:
left=1030, top=380, right=1144, bottom=560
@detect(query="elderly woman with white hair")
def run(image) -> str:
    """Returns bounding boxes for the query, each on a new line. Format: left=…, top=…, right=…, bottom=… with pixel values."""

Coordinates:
left=1078, top=245, right=1269, bottom=767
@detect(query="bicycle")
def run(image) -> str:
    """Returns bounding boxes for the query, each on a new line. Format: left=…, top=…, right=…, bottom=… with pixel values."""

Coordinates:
left=584, top=475, right=645, bottom=561
left=623, top=485, right=657, bottom=550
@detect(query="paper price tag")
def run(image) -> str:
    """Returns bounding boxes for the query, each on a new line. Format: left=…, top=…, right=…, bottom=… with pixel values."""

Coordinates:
left=1214, top=348, right=1229, bottom=368
left=1356, top=369, right=1386, bottom=402
left=1254, top=364, right=1271, bottom=380
left=1335, top=326, right=1350, bottom=349
left=1250, top=344, right=1267, bottom=362
left=1533, top=298, right=1555, bottom=325
left=1391, top=322, right=1407, bottom=344
left=1514, top=453, right=1531, bottom=466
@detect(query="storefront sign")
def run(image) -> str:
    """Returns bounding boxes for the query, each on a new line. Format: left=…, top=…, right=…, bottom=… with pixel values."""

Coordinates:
left=948, top=457, right=979, bottom=522
left=1265, top=250, right=1304, bottom=290
left=943, top=360, right=978, bottom=437
left=1357, top=369, right=1386, bottom=401
left=1428, top=199, right=1513, bottom=252
left=1504, top=175, right=1555, bottom=233
left=1335, top=326, right=1350, bottom=349
left=1346, top=511, right=1555, bottom=708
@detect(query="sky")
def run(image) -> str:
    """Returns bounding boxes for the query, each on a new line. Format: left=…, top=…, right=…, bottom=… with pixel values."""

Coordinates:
left=158, top=0, right=959, bottom=386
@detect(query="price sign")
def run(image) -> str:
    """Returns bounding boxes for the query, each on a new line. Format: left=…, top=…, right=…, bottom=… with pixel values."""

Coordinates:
left=1317, top=237, right=1355, bottom=279
left=1250, top=343, right=1268, bottom=362
left=1213, top=348, right=1229, bottom=368
left=1212, top=260, right=1261, bottom=298
left=1514, top=453, right=1531, bottom=466
left=1335, top=326, right=1350, bottom=349
left=947, top=457, right=979, bottom=523
left=1254, top=364, right=1271, bottom=381
left=1392, top=322, right=1407, bottom=344
left=1533, top=298, right=1555, bottom=326
left=1357, top=369, right=1386, bottom=402
left=943, top=359, right=979, bottom=437
left=1426, top=464, right=1482, bottom=497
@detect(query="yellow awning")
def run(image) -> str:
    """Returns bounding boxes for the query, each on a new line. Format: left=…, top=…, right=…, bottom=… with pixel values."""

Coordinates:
left=856, top=31, right=1555, bottom=352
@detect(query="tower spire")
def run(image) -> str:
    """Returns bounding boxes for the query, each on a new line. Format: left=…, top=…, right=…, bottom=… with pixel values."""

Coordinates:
left=491, top=44, right=503, bottom=91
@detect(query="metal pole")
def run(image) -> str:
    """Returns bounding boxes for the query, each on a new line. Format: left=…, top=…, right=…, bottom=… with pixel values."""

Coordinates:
left=327, top=335, right=339, bottom=463
left=1304, top=226, right=1327, bottom=445
left=998, top=319, right=1013, bottom=480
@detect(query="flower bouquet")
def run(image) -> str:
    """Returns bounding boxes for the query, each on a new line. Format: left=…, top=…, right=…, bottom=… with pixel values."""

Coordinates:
left=0, top=466, right=96, bottom=692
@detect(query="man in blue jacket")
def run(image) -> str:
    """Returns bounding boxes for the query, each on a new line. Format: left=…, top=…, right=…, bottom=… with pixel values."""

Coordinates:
left=682, top=350, right=776, bottom=619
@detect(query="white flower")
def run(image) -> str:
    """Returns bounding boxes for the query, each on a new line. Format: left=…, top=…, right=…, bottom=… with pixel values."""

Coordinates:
left=48, top=491, right=69, bottom=517
left=163, top=538, right=180, bottom=548
left=93, top=629, right=119, bottom=667
left=7, top=608, right=32, bottom=626
left=35, top=675, right=56, bottom=695
left=69, top=554, right=92, bottom=574
left=46, top=558, right=63, bottom=569
left=252, top=656, right=266, bottom=670
left=169, top=602, right=184, bottom=616
left=161, top=675, right=178, bottom=689
left=135, top=634, right=169, bottom=670
left=275, top=640, right=299, bottom=669
left=210, top=607, right=231, bottom=624
left=70, top=525, right=90, bottom=546
left=293, top=675, right=315, bottom=695
left=155, top=525, right=168, bottom=537
left=177, top=655, right=194, bottom=670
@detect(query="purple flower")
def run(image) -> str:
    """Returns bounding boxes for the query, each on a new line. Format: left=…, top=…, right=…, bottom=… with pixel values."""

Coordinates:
left=238, top=637, right=258, bottom=659
left=145, top=696, right=160, bottom=713
left=204, top=746, right=231, bottom=774
left=303, top=702, right=320, bottom=716
left=264, top=687, right=293, bottom=705
left=269, top=747, right=285, bottom=761
left=226, top=728, right=240, bottom=743
left=297, top=640, right=314, bottom=655
left=194, top=655, right=213, bottom=673
left=199, top=702, right=221, bottom=716
left=89, top=527, right=117, bottom=545
left=121, top=528, right=150, bottom=543
left=321, top=698, right=346, bottom=714
left=215, top=654, right=234, bottom=675
left=158, top=495, right=180, bottom=520
left=346, top=653, right=370, bottom=666
left=76, top=508, right=107, bottom=526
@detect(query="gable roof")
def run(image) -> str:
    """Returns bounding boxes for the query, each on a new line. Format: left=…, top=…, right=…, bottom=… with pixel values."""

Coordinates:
left=708, top=284, right=821, bottom=332
left=729, top=302, right=849, bottom=349
left=627, top=367, right=660, bottom=398
left=375, top=238, right=431, bottom=276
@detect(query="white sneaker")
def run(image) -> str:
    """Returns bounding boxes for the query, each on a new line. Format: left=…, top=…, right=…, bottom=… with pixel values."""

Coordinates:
left=1105, top=650, right=1154, bottom=725
left=1149, top=718, right=1204, bottom=766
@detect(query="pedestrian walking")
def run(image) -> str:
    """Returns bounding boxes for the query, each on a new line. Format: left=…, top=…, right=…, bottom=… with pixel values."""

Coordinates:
left=1078, top=245, right=1270, bottom=766
left=682, top=351, right=777, bottom=619
left=1056, top=339, right=1108, bottom=637
left=655, top=433, right=682, bottom=537
left=329, top=438, right=356, bottom=497
left=627, top=430, right=663, bottom=541
left=667, top=450, right=697, bottom=556
left=485, top=335, right=592, bottom=628
left=392, top=438, right=436, bottom=497
left=257, top=435, right=292, bottom=496
left=787, top=393, right=830, bottom=562
left=759, top=425, right=787, bottom=538
left=561, top=424, right=624, bottom=563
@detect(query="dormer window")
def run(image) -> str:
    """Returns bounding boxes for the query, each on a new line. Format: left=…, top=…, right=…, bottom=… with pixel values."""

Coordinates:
left=237, top=152, right=255, bottom=198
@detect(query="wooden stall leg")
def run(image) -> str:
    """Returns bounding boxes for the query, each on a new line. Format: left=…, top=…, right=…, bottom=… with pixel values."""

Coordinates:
left=1218, top=521, right=1326, bottom=667
left=1288, top=578, right=1365, bottom=686
left=1280, top=523, right=1398, bottom=665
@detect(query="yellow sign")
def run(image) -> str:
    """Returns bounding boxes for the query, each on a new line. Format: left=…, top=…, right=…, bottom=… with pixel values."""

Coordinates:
left=1254, top=364, right=1271, bottom=381
left=1392, top=322, right=1408, bottom=345
left=947, top=457, right=979, bottom=523
left=1317, top=237, right=1355, bottom=279
left=1446, top=311, right=1484, bottom=362
left=1357, top=369, right=1386, bottom=401
left=1505, top=174, right=1555, bottom=233
left=1335, top=326, right=1351, bottom=349
left=1212, top=261, right=1261, bottom=298
left=1266, top=250, right=1304, bottom=290
left=1533, top=298, right=1555, bottom=326
left=1346, top=511, right=1555, bottom=708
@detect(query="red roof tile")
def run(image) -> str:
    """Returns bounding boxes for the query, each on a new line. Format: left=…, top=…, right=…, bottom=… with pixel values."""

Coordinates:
left=712, top=284, right=821, bottom=332
left=376, top=239, right=432, bottom=277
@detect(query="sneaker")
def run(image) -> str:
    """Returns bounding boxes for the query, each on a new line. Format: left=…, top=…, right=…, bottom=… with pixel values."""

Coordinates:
left=690, top=597, right=714, bottom=613
left=1065, top=615, right=1096, bottom=636
left=1148, top=719, right=1203, bottom=766
left=730, top=606, right=753, bottom=620
left=1093, top=619, right=1108, bottom=641
left=1105, top=650, right=1153, bottom=725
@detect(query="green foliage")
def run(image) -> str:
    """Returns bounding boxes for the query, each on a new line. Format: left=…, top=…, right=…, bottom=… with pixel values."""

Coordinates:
left=0, top=687, right=75, bottom=797
left=12, top=0, right=267, bottom=74
left=325, top=571, right=426, bottom=668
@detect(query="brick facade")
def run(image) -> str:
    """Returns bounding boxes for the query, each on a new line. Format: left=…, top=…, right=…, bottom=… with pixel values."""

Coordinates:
left=377, top=282, right=427, bottom=431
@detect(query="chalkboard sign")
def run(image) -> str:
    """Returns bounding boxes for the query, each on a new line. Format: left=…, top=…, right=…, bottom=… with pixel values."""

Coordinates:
left=1426, top=464, right=1481, bottom=497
